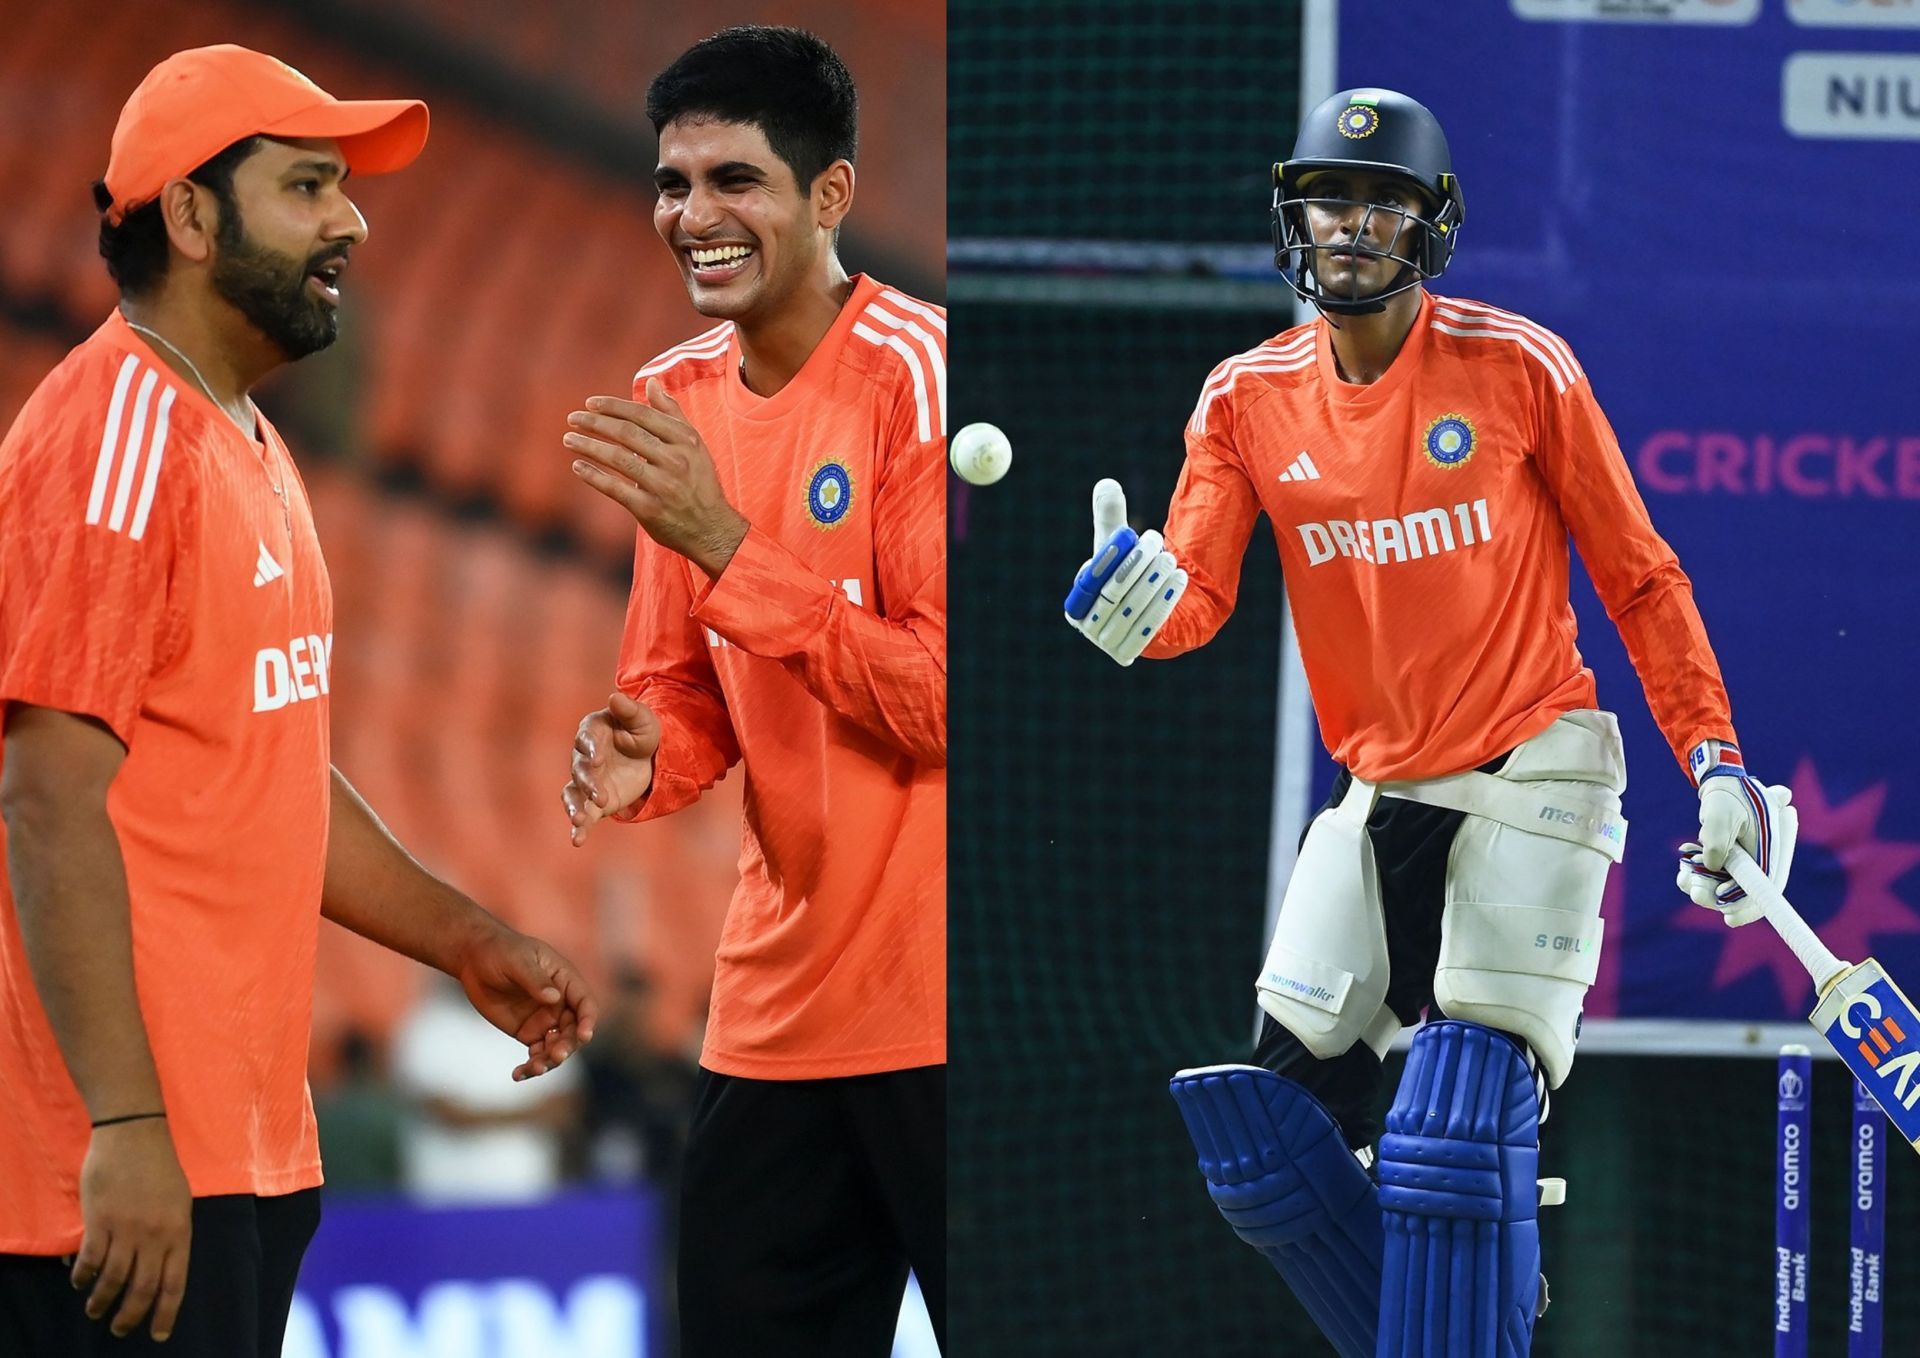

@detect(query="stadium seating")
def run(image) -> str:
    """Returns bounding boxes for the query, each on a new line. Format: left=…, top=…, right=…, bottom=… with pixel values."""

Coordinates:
left=0, top=0, right=937, bottom=565
left=348, top=0, right=945, bottom=270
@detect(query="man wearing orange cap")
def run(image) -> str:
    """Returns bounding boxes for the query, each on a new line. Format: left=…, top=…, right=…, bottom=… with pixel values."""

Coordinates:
left=0, top=46, right=596, bottom=1356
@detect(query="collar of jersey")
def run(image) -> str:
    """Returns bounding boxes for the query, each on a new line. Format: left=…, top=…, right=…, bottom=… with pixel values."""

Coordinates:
left=1313, top=286, right=1435, bottom=409
left=721, top=273, right=882, bottom=424
left=105, top=309, right=272, bottom=453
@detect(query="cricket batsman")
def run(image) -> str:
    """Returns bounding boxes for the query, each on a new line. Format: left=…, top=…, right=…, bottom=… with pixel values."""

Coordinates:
left=1064, top=88, right=1796, bottom=1355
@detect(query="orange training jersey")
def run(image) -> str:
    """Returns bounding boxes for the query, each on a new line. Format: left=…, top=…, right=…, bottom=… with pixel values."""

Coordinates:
left=615, top=275, right=946, bottom=1080
left=0, top=313, right=332, bottom=1252
left=1151, top=290, right=1735, bottom=781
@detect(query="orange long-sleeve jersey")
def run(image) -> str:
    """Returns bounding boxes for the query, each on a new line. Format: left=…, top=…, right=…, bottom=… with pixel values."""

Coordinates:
left=614, top=275, right=945, bottom=1080
left=0, top=314, right=331, bottom=1251
left=1151, top=290, right=1735, bottom=781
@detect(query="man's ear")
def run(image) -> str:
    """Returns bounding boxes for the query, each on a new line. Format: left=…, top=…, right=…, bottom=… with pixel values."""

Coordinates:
left=812, top=160, right=855, bottom=232
left=158, top=179, right=218, bottom=265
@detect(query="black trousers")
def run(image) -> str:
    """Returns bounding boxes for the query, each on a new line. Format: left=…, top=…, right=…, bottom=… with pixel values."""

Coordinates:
left=678, top=1063, right=946, bottom=1357
left=1256, top=760, right=1508, bottom=1151
left=0, top=1189, right=320, bottom=1358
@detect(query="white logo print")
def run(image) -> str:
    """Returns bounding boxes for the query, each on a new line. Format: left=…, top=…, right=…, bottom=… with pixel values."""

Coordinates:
left=1276, top=450, right=1321, bottom=483
left=1296, top=499, right=1494, bottom=567
left=254, top=634, right=332, bottom=713
left=252, top=541, right=286, bottom=587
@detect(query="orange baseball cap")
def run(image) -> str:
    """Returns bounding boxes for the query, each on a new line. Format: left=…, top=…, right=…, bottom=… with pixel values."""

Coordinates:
left=103, top=44, right=429, bottom=224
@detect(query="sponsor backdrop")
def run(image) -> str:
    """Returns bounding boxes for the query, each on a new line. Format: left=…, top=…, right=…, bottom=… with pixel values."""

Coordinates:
left=283, top=1191, right=661, bottom=1358
left=278, top=1189, right=939, bottom=1358
left=1332, top=0, right=1920, bottom=1026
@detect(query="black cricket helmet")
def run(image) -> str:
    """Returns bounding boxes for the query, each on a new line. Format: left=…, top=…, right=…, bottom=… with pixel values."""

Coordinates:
left=1272, top=88, right=1465, bottom=316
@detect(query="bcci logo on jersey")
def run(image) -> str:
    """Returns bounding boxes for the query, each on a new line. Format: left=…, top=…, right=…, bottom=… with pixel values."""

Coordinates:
left=1424, top=414, right=1477, bottom=468
left=807, top=460, right=854, bottom=529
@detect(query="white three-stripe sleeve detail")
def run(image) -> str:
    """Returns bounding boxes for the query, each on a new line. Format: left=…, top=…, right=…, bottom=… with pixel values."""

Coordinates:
left=635, top=338, right=731, bottom=382
left=1188, top=337, right=1315, bottom=432
left=1430, top=320, right=1570, bottom=393
left=1189, top=357, right=1316, bottom=434
left=634, top=324, right=734, bottom=382
left=878, top=290, right=946, bottom=334
left=108, top=369, right=159, bottom=532
left=1433, top=304, right=1580, bottom=390
left=1198, top=335, right=1314, bottom=401
left=852, top=321, right=933, bottom=443
left=1432, top=305, right=1575, bottom=386
left=864, top=304, right=946, bottom=437
left=128, top=386, right=175, bottom=542
left=1438, top=299, right=1583, bottom=382
left=86, top=355, right=141, bottom=526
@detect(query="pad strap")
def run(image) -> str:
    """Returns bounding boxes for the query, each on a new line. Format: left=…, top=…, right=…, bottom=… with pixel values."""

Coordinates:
left=1371, top=770, right=1627, bottom=862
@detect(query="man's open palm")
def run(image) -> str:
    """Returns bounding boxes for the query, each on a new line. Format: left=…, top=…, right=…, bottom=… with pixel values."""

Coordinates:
left=564, top=692, right=661, bottom=846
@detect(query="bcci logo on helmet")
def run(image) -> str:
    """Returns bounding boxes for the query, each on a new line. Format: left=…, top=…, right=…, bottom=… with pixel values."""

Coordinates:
left=1778, top=1067, right=1806, bottom=1109
left=1337, top=104, right=1380, bottom=139
left=1423, top=414, right=1476, bottom=468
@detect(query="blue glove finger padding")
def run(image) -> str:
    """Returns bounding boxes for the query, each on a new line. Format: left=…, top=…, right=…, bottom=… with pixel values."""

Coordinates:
left=1169, top=1065, right=1382, bottom=1358
left=1063, top=526, right=1138, bottom=622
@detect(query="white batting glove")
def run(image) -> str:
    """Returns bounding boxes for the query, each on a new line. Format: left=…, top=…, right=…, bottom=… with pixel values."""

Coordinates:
left=1062, top=479, right=1188, bottom=666
left=1675, top=742, right=1797, bottom=928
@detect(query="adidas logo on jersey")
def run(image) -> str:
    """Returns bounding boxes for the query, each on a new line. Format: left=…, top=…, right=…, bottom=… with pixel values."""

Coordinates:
left=1276, top=451, right=1321, bottom=483
left=254, top=633, right=333, bottom=712
left=1297, top=498, right=1493, bottom=568
left=252, top=541, right=286, bottom=587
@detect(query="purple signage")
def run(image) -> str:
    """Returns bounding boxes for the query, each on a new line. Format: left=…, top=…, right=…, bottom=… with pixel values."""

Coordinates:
left=284, top=1190, right=662, bottom=1358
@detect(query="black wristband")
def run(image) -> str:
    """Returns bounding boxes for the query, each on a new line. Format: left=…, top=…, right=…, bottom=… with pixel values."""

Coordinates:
left=90, top=1112, right=166, bottom=1129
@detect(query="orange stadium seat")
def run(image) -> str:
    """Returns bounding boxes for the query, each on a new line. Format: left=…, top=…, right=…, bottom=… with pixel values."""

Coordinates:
left=0, top=325, right=77, bottom=430
left=304, top=465, right=740, bottom=1056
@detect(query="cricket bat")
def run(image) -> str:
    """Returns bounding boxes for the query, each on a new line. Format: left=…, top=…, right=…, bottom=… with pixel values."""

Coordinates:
left=1726, top=847, right=1920, bottom=1152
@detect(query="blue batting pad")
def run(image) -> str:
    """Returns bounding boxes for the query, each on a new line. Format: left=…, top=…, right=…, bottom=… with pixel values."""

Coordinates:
left=1169, top=1065, right=1382, bottom=1358
left=1377, top=1022, right=1542, bottom=1358
left=1063, top=526, right=1138, bottom=621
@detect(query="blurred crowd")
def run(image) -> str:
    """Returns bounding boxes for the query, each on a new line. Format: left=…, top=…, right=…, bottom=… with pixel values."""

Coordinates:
left=314, top=966, right=700, bottom=1206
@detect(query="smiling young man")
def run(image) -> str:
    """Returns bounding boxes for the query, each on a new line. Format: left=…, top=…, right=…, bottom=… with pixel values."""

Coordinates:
left=1065, top=89, right=1793, bottom=1355
left=0, top=47, right=596, bottom=1356
left=558, top=25, right=946, bottom=1358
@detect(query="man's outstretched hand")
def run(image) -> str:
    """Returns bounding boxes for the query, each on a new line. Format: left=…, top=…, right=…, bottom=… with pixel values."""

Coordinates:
left=563, top=692, right=661, bottom=847
left=453, top=924, right=598, bottom=1081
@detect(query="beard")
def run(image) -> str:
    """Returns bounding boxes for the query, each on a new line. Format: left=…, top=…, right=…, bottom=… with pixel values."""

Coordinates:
left=209, top=202, right=340, bottom=361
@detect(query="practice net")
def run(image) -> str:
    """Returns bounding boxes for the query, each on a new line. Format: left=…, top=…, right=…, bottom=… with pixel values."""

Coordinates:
left=947, top=2, right=1915, bottom=1354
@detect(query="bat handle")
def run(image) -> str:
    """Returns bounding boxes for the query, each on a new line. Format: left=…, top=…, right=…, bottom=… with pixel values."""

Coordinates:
left=1725, top=848, right=1850, bottom=994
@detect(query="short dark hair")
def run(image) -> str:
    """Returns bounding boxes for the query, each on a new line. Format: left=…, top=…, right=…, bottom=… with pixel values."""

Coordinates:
left=92, top=136, right=261, bottom=296
left=645, top=26, right=857, bottom=194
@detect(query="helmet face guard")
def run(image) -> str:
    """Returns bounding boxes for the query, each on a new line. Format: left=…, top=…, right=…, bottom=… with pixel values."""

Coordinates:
left=1271, top=89, right=1465, bottom=317
left=1271, top=169, right=1463, bottom=316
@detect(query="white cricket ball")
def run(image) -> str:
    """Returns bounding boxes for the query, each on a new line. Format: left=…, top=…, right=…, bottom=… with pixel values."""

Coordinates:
left=950, top=421, right=1013, bottom=486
